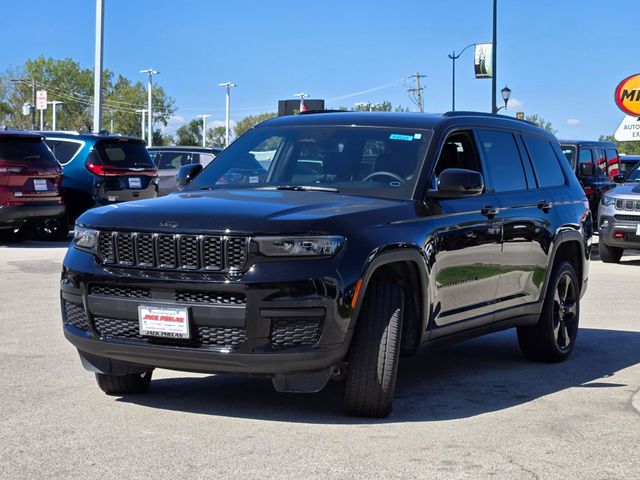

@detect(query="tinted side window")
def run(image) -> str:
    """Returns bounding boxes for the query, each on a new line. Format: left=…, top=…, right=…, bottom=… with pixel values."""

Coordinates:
left=45, top=140, right=82, bottom=164
left=476, top=130, right=527, bottom=192
left=578, top=148, right=593, bottom=164
left=561, top=145, right=576, bottom=169
left=522, top=136, right=566, bottom=187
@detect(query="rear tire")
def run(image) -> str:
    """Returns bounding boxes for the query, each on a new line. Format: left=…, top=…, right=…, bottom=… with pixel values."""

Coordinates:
left=33, top=214, right=70, bottom=241
left=95, top=371, right=153, bottom=395
left=344, top=280, right=404, bottom=418
left=517, top=261, right=579, bottom=362
left=598, top=242, right=623, bottom=263
left=0, top=225, right=29, bottom=243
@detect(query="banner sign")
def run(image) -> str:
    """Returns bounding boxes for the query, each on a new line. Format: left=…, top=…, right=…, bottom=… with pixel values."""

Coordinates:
left=614, top=115, right=640, bottom=142
left=474, top=44, right=493, bottom=79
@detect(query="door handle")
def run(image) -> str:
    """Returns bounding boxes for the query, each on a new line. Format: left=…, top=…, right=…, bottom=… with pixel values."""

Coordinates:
left=481, top=205, right=498, bottom=218
left=537, top=200, right=552, bottom=212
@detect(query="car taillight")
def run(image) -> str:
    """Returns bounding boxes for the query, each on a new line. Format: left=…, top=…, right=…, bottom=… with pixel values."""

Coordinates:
left=0, top=161, right=24, bottom=174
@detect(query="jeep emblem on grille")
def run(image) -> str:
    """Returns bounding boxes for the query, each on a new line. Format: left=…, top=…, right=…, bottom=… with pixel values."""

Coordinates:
left=159, top=221, right=179, bottom=228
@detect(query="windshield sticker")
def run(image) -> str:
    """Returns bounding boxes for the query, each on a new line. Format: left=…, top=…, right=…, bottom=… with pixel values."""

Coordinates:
left=249, top=176, right=259, bottom=183
left=389, top=134, right=414, bottom=142
left=414, top=133, right=422, bottom=139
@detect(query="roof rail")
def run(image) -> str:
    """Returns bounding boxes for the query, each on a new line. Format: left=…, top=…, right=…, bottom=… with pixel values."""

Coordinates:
left=443, top=111, right=536, bottom=126
left=299, top=109, right=347, bottom=115
left=34, top=130, right=80, bottom=135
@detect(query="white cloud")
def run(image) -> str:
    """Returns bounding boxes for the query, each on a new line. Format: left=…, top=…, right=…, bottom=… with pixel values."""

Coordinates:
left=566, top=118, right=581, bottom=126
left=506, top=97, right=523, bottom=110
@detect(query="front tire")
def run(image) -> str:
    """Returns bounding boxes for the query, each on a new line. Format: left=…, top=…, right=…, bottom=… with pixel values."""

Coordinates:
left=95, top=371, right=153, bottom=395
left=599, top=242, right=623, bottom=263
left=517, top=261, right=580, bottom=362
left=344, top=281, right=404, bottom=418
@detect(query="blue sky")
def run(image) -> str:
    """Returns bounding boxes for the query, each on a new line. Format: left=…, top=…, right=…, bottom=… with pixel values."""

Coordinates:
left=1, top=0, right=635, bottom=139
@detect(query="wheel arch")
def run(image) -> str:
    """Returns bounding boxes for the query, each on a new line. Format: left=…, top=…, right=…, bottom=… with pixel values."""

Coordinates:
left=351, top=248, right=430, bottom=353
left=544, top=230, right=587, bottom=299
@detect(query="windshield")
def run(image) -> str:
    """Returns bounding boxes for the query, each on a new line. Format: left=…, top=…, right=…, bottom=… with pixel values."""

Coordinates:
left=187, top=125, right=432, bottom=199
left=625, top=163, right=640, bottom=182
left=561, top=145, right=576, bottom=169
left=95, top=139, right=155, bottom=168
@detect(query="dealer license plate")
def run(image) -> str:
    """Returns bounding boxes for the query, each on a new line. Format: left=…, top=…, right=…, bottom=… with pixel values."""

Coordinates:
left=128, top=177, right=142, bottom=189
left=636, top=224, right=640, bottom=236
left=33, top=179, right=48, bottom=191
left=138, top=305, right=190, bottom=339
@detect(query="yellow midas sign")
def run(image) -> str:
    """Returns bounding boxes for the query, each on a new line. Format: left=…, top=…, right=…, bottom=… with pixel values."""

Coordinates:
left=615, top=73, right=640, bottom=117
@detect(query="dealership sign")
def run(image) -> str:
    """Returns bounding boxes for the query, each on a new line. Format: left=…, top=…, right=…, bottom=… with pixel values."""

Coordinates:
left=614, top=115, right=640, bottom=141
left=615, top=73, right=640, bottom=117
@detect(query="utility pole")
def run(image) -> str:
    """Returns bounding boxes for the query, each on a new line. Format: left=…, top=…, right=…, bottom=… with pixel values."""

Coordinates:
left=219, top=82, right=236, bottom=147
left=407, top=73, right=427, bottom=112
left=48, top=101, right=63, bottom=130
left=491, top=0, right=498, bottom=114
left=30, top=79, right=36, bottom=130
left=197, top=114, right=211, bottom=147
left=140, top=69, right=159, bottom=146
left=136, top=109, right=147, bottom=142
left=93, top=0, right=104, bottom=132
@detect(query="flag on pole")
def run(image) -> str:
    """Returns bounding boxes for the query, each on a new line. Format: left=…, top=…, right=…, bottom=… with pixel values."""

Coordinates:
left=299, top=98, right=307, bottom=112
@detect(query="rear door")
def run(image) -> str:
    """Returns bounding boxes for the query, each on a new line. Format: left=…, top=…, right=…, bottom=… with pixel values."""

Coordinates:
left=155, top=150, right=193, bottom=196
left=474, top=128, right=552, bottom=315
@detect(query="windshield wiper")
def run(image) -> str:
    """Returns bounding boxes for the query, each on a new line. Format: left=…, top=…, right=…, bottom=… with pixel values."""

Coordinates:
left=263, top=185, right=339, bottom=193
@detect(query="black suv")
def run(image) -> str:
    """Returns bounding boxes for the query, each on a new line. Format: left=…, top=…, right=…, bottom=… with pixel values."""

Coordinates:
left=61, top=112, right=591, bottom=417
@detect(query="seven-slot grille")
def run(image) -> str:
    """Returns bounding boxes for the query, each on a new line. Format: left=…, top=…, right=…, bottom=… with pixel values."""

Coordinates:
left=615, top=199, right=640, bottom=211
left=97, top=231, right=248, bottom=271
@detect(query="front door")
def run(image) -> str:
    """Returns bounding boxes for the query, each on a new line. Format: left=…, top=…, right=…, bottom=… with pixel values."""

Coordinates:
left=425, top=130, right=502, bottom=332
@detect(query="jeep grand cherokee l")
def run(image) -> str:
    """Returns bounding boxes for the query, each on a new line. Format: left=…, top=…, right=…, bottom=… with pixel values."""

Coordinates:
left=61, top=112, right=591, bottom=418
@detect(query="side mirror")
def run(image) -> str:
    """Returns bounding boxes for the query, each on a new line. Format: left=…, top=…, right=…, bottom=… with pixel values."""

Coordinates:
left=613, top=173, right=626, bottom=184
left=579, top=163, right=595, bottom=177
left=176, top=163, right=203, bottom=190
left=428, top=168, right=484, bottom=199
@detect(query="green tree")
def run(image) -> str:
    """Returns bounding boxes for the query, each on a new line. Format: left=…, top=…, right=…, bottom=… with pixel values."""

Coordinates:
left=525, top=114, right=557, bottom=134
left=0, top=56, right=175, bottom=134
left=175, top=119, right=202, bottom=146
left=599, top=135, right=640, bottom=155
left=234, top=112, right=277, bottom=138
left=207, top=126, right=226, bottom=147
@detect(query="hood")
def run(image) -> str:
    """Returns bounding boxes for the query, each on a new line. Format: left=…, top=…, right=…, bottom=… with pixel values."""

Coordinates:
left=607, top=182, right=640, bottom=197
left=77, top=188, right=415, bottom=234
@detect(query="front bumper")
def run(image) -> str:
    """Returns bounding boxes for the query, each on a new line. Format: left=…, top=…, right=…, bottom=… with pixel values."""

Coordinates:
left=598, top=213, right=640, bottom=249
left=61, top=247, right=357, bottom=387
left=0, top=203, right=65, bottom=228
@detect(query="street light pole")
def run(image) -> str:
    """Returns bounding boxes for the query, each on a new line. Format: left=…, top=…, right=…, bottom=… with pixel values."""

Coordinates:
left=93, top=0, right=104, bottom=132
left=48, top=101, right=63, bottom=130
left=448, top=43, right=475, bottom=111
left=491, top=0, right=498, bottom=114
left=136, top=109, right=147, bottom=142
left=140, top=69, right=159, bottom=146
left=197, top=114, right=211, bottom=147
left=219, top=82, right=236, bottom=147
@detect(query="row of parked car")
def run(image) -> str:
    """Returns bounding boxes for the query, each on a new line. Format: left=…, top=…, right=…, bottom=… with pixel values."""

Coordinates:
left=0, top=129, right=221, bottom=242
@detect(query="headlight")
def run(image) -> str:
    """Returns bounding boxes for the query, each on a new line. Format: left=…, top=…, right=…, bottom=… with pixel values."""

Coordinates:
left=255, top=236, right=344, bottom=257
left=73, top=226, right=99, bottom=251
left=601, top=195, right=615, bottom=207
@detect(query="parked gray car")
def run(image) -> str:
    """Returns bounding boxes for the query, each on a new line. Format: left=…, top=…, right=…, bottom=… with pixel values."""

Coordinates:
left=598, top=162, right=640, bottom=262
left=148, top=146, right=222, bottom=196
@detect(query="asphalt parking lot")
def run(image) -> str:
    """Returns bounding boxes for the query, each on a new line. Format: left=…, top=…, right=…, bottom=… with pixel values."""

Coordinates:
left=1, top=237, right=639, bottom=479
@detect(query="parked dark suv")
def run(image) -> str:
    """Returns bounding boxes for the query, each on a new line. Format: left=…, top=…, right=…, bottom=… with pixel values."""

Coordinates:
left=560, top=140, right=618, bottom=223
left=61, top=112, right=591, bottom=417
left=44, top=132, right=158, bottom=222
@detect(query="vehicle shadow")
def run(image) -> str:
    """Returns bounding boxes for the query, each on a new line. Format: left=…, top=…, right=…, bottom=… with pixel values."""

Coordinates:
left=116, top=327, right=640, bottom=424
left=0, top=237, right=71, bottom=249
